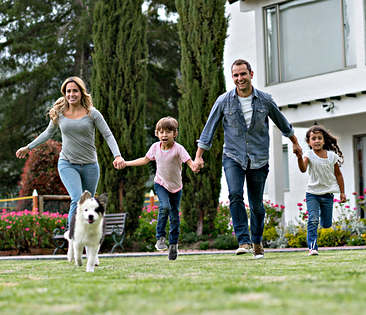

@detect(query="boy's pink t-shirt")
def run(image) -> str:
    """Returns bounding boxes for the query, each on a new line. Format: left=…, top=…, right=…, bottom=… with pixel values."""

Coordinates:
left=146, top=141, right=191, bottom=193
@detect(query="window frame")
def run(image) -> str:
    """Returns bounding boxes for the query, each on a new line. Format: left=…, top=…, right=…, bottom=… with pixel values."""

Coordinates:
left=263, top=0, right=351, bottom=85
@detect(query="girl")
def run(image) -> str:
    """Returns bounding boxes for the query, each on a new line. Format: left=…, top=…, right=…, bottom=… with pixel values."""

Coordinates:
left=296, top=125, right=346, bottom=256
left=122, top=117, right=197, bottom=260
left=16, top=76, right=125, bottom=227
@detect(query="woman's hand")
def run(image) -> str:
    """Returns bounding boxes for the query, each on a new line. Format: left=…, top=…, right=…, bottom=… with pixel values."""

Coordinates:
left=16, top=146, right=30, bottom=159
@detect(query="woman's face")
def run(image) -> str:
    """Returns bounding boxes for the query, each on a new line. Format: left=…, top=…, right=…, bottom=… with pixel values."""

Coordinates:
left=65, top=82, right=82, bottom=106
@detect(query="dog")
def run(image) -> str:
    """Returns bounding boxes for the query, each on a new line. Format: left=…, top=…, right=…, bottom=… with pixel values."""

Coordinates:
left=64, top=190, right=107, bottom=272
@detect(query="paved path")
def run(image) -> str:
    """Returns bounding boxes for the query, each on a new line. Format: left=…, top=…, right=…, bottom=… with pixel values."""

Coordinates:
left=1, top=246, right=366, bottom=261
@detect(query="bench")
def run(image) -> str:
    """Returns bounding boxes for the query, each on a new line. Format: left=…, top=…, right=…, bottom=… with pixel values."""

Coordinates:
left=52, top=213, right=128, bottom=255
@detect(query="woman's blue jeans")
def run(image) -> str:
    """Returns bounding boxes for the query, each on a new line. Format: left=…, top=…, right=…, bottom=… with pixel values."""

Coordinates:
left=154, top=183, right=182, bottom=245
left=223, top=156, right=269, bottom=245
left=58, top=159, right=100, bottom=226
left=306, top=192, right=334, bottom=250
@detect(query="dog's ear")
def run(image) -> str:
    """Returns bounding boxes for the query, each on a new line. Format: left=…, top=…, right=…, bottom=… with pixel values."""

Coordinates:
left=79, top=190, right=92, bottom=204
left=97, top=193, right=108, bottom=209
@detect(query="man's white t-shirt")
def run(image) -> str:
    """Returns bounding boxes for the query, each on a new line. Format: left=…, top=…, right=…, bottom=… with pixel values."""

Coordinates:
left=238, top=95, right=253, bottom=128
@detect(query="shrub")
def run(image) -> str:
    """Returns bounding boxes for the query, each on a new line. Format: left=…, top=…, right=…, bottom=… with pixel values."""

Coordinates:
left=213, top=234, right=237, bottom=250
left=317, top=227, right=350, bottom=247
left=199, top=241, right=209, bottom=250
left=212, top=201, right=233, bottom=237
left=286, top=226, right=307, bottom=248
left=264, top=200, right=285, bottom=227
left=18, top=139, right=67, bottom=197
left=0, top=209, right=67, bottom=252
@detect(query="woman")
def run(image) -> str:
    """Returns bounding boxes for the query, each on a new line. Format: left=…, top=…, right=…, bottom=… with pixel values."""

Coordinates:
left=16, top=76, right=125, bottom=226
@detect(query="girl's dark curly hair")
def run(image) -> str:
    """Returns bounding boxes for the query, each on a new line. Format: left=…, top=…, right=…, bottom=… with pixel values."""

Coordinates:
left=305, top=125, right=344, bottom=165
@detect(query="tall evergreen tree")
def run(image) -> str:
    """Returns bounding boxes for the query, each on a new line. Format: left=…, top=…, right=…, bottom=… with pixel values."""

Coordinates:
left=175, top=0, right=227, bottom=235
left=92, top=0, right=148, bottom=233
left=0, top=0, right=94, bottom=195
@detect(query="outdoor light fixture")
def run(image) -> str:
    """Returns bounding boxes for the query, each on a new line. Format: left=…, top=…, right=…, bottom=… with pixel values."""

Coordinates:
left=322, top=101, right=334, bottom=112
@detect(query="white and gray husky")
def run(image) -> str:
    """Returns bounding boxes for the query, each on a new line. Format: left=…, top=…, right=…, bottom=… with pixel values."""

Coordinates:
left=64, top=191, right=107, bottom=272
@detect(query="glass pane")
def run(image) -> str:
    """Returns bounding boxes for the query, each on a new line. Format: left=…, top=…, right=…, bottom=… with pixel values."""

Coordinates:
left=265, top=7, right=279, bottom=84
left=343, top=0, right=357, bottom=66
left=279, top=0, right=344, bottom=81
left=282, top=144, right=290, bottom=190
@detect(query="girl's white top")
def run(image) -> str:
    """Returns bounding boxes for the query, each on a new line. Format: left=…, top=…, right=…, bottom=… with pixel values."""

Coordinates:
left=146, top=142, right=191, bottom=193
left=304, top=149, right=340, bottom=195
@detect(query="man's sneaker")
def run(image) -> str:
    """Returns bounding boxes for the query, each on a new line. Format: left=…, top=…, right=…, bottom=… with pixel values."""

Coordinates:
left=253, top=243, right=264, bottom=259
left=308, top=249, right=319, bottom=256
left=155, top=237, right=168, bottom=251
left=235, top=243, right=252, bottom=255
left=168, top=244, right=178, bottom=260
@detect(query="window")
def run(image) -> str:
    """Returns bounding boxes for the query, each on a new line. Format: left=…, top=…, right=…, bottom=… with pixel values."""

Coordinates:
left=264, top=0, right=356, bottom=84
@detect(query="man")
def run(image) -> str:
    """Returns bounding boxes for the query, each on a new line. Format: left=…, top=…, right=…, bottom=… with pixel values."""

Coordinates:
left=194, top=59, right=302, bottom=259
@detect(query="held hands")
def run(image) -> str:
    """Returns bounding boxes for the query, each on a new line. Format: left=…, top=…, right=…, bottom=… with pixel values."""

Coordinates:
left=193, top=157, right=204, bottom=173
left=16, top=146, right=30, bottom=159
left=293, top=142, right=303, bottom=158
left=113, top=156, right=126, bottom=169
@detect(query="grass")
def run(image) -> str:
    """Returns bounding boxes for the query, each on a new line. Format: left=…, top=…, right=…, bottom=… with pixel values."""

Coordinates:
left=1, top=250, right=366, bottom=315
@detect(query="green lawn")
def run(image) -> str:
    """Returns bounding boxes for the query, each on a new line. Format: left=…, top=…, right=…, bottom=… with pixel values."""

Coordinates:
left=1, top=250, right=366, bottom=315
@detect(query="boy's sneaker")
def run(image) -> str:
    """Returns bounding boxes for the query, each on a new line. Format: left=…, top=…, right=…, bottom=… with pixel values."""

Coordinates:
left=168, top=244, right=178, bottom=260
left=155, top=237, right=168, bottom=251
left=235, top=243, right=252, bottom=255
left=253, top=243, right=264, bottom=259
left=308, top=249, right=319, bottom=256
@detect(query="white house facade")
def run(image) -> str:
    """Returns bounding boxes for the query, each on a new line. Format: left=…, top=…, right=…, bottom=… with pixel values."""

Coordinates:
left=224, top=0, right=366, bottom=225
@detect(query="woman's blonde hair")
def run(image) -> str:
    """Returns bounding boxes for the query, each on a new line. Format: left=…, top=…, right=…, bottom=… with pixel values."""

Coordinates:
left=49, top=76, right=93, bottom=123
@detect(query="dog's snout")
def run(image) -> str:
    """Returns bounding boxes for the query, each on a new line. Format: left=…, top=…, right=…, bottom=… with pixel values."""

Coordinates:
left=89, top=214, right=94, bottom=220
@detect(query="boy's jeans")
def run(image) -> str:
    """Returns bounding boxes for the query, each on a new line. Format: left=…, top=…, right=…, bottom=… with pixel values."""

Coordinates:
left=58, top=159, right=100, bottom=226
left=306, top=192, right=334, bottom=250
left=154, top=183, right=182, bottom=245
left=223, top=156, right=269, bottom=245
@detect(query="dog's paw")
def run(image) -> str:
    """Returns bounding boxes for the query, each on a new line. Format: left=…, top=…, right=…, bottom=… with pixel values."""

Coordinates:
left=63, top=230, right=70, bottom=240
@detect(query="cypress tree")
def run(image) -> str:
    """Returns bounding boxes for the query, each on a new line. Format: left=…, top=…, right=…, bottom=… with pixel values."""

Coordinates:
left=175, top=0, right=227, bottom=234
left=92, top=0, right=148, bottom=233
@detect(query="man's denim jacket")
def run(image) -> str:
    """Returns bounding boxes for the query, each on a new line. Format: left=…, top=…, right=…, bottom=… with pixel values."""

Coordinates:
left=198, top=87, right=294, bottom=170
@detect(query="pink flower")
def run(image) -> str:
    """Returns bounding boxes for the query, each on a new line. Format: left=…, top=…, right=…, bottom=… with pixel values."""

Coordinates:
left=6, top=226, right=11, bottom=229
left=61, top=226, right=65, bottom=230
left=299, top=207, right=302, bottom=211
left=345, top=205, right=350, bottom=209
left=297, top=203, right=303, bottom=206
left=352, top=192, right=358, bottom=195
left=280, top=205, right=285, bottom=209
left=138, top=216, right=142, bottom=219
left=358, top=196, right=364, bottom=200
left=179, top=212, right=182, bottom=216
left=25, top=228, right=30, bottom=231
left=364, top=188, right=366, bottom=194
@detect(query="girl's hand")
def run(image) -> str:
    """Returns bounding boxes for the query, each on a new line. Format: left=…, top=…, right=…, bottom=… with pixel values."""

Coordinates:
left=113, top=156, right=126, bottom=169
left=16, top=146, right=30, bottom=159
left=340, top=193, right=346, bottom=203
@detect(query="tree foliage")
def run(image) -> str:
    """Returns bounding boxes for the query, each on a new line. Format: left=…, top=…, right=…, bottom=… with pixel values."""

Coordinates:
left=18, top=140, right=67, bottom=196
left=175, top=0, right=227, bottom=234
left=92, top=0, right=148, bottom=234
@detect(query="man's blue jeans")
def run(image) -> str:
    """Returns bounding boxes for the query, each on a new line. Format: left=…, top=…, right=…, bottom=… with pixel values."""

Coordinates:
left=306, top=192, right=334, bottom=250
left=223, top=156, right=269, bottom=245
left=58, top=159, right=100, bottom=226
left=154, top=183, right=182, bottom=245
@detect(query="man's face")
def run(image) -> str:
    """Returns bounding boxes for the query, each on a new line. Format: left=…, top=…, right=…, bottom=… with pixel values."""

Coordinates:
left=232, top=64, right=253, bottom=96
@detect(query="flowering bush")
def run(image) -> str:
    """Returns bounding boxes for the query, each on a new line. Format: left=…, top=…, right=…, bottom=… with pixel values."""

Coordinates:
left=0, top=209, right=67, bottom=252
